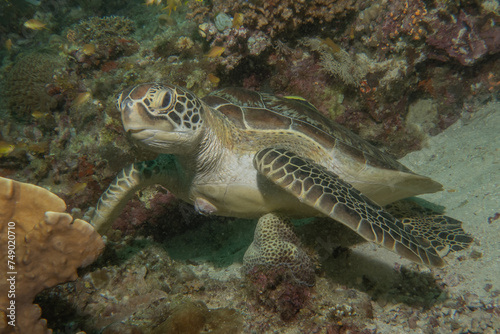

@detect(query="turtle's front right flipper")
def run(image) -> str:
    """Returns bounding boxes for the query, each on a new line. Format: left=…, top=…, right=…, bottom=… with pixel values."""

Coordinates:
left=254, top=148, right=446, bottom=267
left=91, top=154, right=181, bottom=234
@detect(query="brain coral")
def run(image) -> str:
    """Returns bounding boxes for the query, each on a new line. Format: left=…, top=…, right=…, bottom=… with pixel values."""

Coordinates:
left=243, top=213, right=315, bottom=286
left=4, top=52, right=65, bottom=121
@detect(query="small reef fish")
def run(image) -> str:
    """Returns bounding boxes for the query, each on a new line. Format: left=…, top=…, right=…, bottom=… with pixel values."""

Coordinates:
left=206, top=46, right=225, bottom=58
left=163, top=0, right=182, bottom=15
left=0, top=142, right=15, bottom=157
left=5, top=39, right=12, bottom=51
left=207, top=73, right=220, bottom=84
left=349, top=26, right=355, bottom=40
left=283, top=95, right=317, bottom=110
left=69, top=182, right=87, bottom=195
left=321, top=37, right=341, bottom=53
left=82, top=43, right=96, bottom=56
left=24, top=19, right=48, bottom=30
left=232, top=13, right=244, bottom=29
left=144, top=0, right=161, bottom=5
left=32, top=110, right=50, bottom=119
left=73, top=92, right=92, bottom=107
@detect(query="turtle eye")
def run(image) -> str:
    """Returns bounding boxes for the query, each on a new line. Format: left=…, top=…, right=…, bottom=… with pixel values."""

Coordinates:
left=119, top=98, right=134, bottom=111
left=161, top=91, right=172, bottom=108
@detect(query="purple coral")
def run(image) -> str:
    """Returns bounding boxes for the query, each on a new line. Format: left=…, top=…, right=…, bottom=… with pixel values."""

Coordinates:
left=426, top=10, right=490, bottom=66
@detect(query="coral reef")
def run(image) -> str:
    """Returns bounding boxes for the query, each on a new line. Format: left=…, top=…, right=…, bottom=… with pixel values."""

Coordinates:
left=71, top=16, right=135, bottom=44
left=3, top=52, right=66, bottom=122
left=425, top=8, right=499, bottom=66
left=196, top=20, right=270, bottom=73
left=33, top=239, right=246, bottom=333
left=242, top=213, right=315, bottom=286
left=67, top=16, right=139, bottom=71
left=216, top=0, right=359, bottom=37
left=0, top=177, right=104, bottom=334
left=190, top=0, right=360, bottom=76
left=302, top=38, right=367, bottom=87
left=0, top=0, right=499, bottom=332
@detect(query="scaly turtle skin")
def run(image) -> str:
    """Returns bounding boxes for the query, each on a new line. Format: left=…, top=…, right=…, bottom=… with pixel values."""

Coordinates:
left=92, top=83, right=472, bottom=281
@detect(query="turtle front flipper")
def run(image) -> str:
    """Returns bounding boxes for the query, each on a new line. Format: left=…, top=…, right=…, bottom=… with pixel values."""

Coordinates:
left=254, top=148, right=446, bottom=267
left=399, top=215, right=473, bottom=257
left=92, top=154, right=182, bottom=234
left=384, top=199, right=473, bottom=256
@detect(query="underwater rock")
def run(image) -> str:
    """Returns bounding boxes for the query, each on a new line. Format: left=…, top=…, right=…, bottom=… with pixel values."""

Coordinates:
left=214, top=13, right=232, bottom=31
left=244, top=265, right=312, bottom=321
left=154, top=300, right=207, bottom=334
left=152, top=300, right=243, bottom=334
left=426, top=10, right=490, bottom=66
left=406, top=99, right=439, bottom=135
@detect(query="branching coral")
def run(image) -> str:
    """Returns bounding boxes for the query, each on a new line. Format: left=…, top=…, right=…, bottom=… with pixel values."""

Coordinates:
left=0, top=177, right=104, bottom=334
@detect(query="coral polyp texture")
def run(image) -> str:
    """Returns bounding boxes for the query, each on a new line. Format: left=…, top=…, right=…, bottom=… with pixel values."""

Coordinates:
left=0, top=177, right=104, bottom=334
left=3, top=52, right=66, bottom=121
left=242, top=213, right=315, bottom=286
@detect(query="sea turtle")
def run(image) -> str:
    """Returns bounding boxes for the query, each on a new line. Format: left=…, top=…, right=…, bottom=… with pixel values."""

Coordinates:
left=91, top=83, right=472, bottom=278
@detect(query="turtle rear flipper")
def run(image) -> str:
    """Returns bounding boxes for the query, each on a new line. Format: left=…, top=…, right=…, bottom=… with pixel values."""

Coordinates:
left=254, top=148, right=446, bottom=267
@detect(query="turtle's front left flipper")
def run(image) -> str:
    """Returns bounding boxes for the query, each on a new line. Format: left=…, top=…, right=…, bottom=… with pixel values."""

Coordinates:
left=91, top=154, right=182, bottom=234
left=254, top=148, right=445, bottom=267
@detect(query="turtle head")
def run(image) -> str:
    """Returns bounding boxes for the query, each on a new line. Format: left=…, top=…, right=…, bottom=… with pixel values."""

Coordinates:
left=117, top=83, right=205, bottom=154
